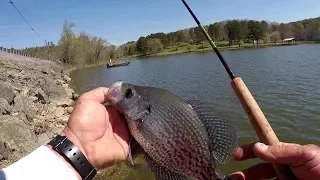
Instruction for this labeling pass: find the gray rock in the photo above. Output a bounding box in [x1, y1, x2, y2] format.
[51, 98, 73, 107]
[65, 88, 74, 98]
[0, 141, 9, 160]
[72, 93, 79, 100]
[0, 98, 11, 115]
[18, 112, 28, 124]
[55, 107, 65, 118]
[37, 133, 50, 146]
[0, 116, 37, 156]
[13, 94, 39, 121]
[34, 88, 49, 104]
[38, 78, 45, 86]
[56, 79, 65, 86]
[62, 84, 69, 88]
[41, 77, 67, 99]
[63, 75, 71, 82]
[0, 82, 15, 104]
[66, 107, 74, 114]
[46, 131, 54, 139]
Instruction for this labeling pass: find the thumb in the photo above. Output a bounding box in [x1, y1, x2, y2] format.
[253, 142, 303, 166]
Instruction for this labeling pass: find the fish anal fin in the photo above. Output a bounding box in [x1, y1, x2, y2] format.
[144, 154, 191, 180]
[187, 99, 238, 164]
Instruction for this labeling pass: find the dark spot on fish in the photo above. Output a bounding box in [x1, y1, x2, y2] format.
[147, 104, 151, 114]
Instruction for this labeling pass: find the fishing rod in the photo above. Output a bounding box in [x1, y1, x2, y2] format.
[181, 0, 296, 179]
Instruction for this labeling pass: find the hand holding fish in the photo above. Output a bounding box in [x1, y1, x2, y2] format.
[62, 87, 130, 169]
[230, 142, 320, 180]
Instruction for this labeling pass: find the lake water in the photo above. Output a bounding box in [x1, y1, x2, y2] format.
[70, 44, 320, 179]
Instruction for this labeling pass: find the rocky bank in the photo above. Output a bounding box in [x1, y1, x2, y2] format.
[0, 51, 78, 168]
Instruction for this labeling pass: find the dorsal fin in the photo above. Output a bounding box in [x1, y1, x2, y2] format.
[188, 100, 238, 164]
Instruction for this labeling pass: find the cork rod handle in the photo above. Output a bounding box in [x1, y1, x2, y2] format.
[231, 77, 296, 180]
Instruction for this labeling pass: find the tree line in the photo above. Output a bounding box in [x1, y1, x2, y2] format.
[116, 17, 320, 56]
[23, 21, 119, 66]
[23, 17, 320, 65]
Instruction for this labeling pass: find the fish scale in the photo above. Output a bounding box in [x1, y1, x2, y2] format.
[107, 82, 237, 180]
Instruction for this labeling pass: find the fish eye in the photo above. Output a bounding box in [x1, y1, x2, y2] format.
[125, 88, 133, 98]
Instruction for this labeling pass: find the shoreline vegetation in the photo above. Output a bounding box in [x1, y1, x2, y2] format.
[120, 41, 318, 60]
[20, 17, 320, 68]
[76, 41, 318, 70]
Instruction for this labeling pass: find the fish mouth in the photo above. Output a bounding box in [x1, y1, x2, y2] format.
[107, 81, 123, 104]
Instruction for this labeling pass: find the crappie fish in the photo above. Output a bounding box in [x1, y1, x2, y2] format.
[107, 81, 238, 180]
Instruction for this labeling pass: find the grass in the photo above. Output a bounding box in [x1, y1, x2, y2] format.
[142, 41, 278, 58]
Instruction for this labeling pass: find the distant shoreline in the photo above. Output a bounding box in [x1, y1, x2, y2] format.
[127, 41, 319, 59]
[71, 41, 319, 71]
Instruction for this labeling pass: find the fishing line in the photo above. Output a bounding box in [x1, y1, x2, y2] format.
[181, 0, 235, 79]
[9, 0, 47, 45]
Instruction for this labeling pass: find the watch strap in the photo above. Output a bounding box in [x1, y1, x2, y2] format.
[48, 135, 96, 180]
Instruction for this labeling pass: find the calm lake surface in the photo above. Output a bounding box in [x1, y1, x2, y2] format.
[70, 44, 320, 179]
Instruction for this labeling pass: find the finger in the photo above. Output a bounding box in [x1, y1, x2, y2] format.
[233, 143, 257, 161]
[253, 142, 304, 166]
[78, 87, 109, 104]
[228, 163, 276, 180]
[106, 106, 130, 156]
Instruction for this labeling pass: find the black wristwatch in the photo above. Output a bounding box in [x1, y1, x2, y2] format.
[48, 135, 97, 180]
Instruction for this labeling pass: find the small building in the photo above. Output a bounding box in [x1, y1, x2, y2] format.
[282, 38, 296, 44]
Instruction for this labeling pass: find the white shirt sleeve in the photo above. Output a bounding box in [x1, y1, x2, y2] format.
[1, 146, 79, 180]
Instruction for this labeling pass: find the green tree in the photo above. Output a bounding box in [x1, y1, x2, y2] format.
[248, 20, 266, 45]
[147, 33, 169, 48]
[225, 20, 241, 46]
[127, 41, 137, 56]
[58, 20, 76, 64]
[261, 21, 269, 34]
[109, 45, 116, 59]
[189, 28, 196, 43]
[240, 20, 249, 43]
[194, 27, 206, 44]
[208, 24, 215, 40]
[146, 38, 163, 54]
[136, 37, 148, 55]
[292, 22, 304, 40]
[175, 30, 187, 43]
[305, 19, 320, 41]
[208, 23, 222, 41]
[279, 23, 286, 40]
[270, 22, 279, 32]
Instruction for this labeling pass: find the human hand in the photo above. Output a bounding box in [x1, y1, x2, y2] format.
[62, 87, 130, 169]
[229, 142, 320, 180]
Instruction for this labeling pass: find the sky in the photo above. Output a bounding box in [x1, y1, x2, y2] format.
[1, 0, 319, 49]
